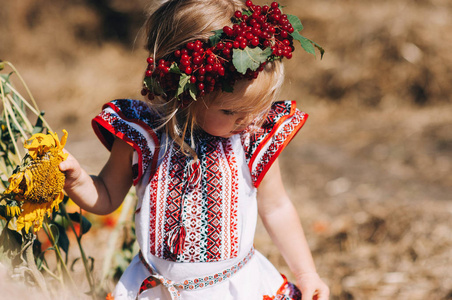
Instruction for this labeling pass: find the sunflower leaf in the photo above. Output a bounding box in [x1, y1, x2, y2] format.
[68, 212, 92, 235]
[0, 227, 22, 258]
[54, 223, 69, 253]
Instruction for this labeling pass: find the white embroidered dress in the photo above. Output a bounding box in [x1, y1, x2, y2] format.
[92, 99, 307, 300]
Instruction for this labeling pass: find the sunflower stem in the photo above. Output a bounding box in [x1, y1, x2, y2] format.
[43, 220, 77, 290]
[24, 239, 51, 298]
[7, 93, 34, 133]
[60, 203, 97, 299]
[4, 61, 40, 112]
[1, 82, 22, 162]
[3, 96, 29, 139]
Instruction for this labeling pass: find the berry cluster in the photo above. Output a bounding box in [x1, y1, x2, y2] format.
[141, 1, 297, 102]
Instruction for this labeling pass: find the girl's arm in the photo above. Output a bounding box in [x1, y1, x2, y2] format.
[60, 138, 134, 215]
[257, 158, 329, 300]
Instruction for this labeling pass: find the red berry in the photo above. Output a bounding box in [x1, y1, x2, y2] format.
[190, 76, 196, 83]
[235, 11, 242, 18]
[245, 0, 253, 7]
[145, 70, 152, 77]
[198, 83, 205, 90]
[271, 2, 279, 9]
[223, 26, 234, 36]
[147, 57, 154, 64]
[185, 66, 192, 74]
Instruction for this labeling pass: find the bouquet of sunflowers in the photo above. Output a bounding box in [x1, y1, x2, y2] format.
[0, 61, 96, 298]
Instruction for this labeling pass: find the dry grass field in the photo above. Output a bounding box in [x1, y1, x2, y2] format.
[1, 0, 451, 299]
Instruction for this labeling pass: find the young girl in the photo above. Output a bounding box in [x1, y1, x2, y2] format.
[60, 0, 329, 299]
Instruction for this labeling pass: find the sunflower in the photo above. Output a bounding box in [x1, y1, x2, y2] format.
[3, 130, 68, 233]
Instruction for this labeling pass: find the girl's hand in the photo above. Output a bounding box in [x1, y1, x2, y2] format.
[296, 272, 329, 300]
[59, 150, 83, 191]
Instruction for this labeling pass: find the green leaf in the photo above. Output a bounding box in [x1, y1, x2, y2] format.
[291, 32, 315, 56]
[232, 47, 272, 74]
[32, 111, 46, 134]
[48, 223, 68, 258]
[55, 223, 69, 253]
[242, 9, 252, 17]
[144, 76, 164, 95]
[176, 73, 190, 99]
[209, 29, 223, 47]
[287, 14, 303, 32]
[188, 83, 197, 101]
[0, 226, 22, 258]
[68, 212, 92, 235]
[291, 32, 325, 59]
[169, 63, 181, 75]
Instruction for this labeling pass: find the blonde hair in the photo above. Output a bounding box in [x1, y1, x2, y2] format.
[144, 0, 285, 157]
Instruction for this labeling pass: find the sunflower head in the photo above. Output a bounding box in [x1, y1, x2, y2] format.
[3, 130, 68, 233]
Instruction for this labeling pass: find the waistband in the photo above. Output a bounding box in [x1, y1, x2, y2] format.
[138, 247, 255, 299]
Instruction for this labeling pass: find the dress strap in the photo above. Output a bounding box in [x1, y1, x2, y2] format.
[137, 247, 255, 299]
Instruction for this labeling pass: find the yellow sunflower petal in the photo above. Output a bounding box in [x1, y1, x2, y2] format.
[17, 202, 47, 233]
[6, 205, 21, 218]
[5, 172, 25, 194]
[24, 133, 56, 159]
[23, 169, 34, 197]
[52, 130, 69, 161]
[49, 192, 64, 215]
[60, 130, 68, 149]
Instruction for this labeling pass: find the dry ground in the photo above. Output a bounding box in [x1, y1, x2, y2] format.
[1, 0, 451, 299]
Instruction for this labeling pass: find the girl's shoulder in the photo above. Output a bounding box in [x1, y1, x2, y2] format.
[241, 100, 308, 188]
[263, 100, 303, 129]
[101, 99, 161, 128]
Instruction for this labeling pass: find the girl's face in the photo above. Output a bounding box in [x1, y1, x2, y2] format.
[195, 103, 259, 138]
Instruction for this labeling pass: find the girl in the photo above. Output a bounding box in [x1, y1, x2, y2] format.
[60, 0, 329, 299]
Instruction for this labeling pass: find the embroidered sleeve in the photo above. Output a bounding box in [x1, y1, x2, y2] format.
[91, 99, 160, 185]
[241, 100, 308, 188]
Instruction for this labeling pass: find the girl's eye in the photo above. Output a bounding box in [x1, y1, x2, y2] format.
[221, 109, 236, 116]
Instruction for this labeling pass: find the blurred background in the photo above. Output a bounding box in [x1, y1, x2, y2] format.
[1, 0, 451, 299]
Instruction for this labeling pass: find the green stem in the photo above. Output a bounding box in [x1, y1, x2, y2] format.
[3, 96, 29, 139]
[0, 63, 53, 132]
[7, 93, 34, 132]
[4, 61, 40, 112]
[43, 220, 77, 289]
[60, 203, 96, 299]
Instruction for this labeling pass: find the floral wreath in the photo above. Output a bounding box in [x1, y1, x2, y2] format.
[141, 0, 324, 103]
